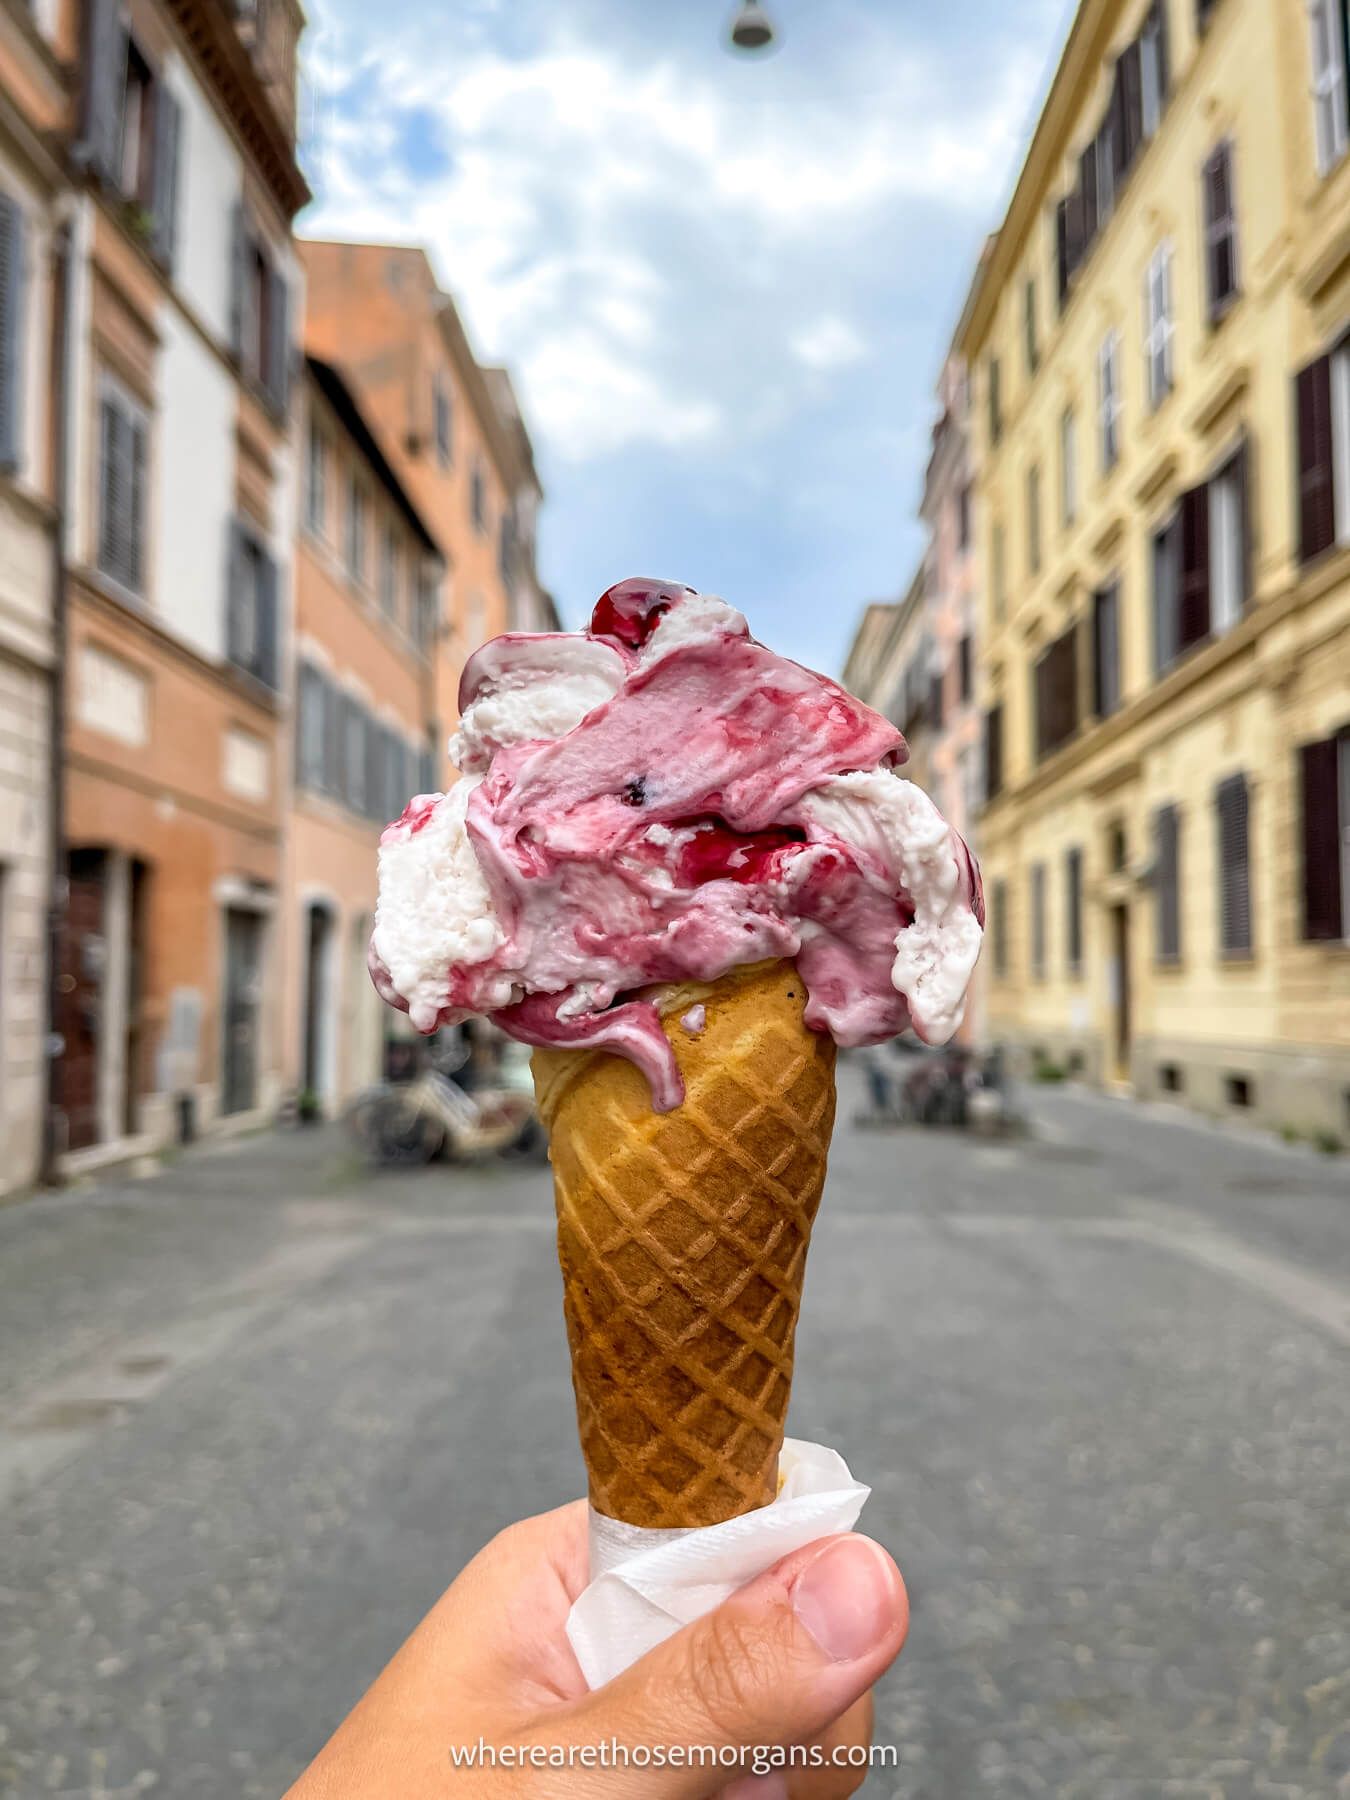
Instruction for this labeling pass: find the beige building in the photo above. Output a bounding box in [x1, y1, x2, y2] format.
[956, 0, 1349, 1135]
[282, 355, 442, 1112]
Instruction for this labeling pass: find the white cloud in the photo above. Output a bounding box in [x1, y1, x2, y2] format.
[791, 316, 867, 373]
[300, 6, 1048, 469]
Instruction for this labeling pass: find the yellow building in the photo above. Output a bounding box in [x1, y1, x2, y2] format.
[957, 0, 1350, 1135]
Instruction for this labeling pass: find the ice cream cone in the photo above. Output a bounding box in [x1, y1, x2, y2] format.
[531, 961, 837, 1529]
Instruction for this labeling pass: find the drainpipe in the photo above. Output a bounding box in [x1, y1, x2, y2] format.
[40, 214, 73, 1187]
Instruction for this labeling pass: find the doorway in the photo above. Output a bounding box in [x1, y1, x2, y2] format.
[222, 907, 264, 1115]
[302, 902, 335, 1102]
[1110, 903, 1132, 1080]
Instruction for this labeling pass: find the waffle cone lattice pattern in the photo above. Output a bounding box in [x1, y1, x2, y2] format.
[532, 962, 837, 1528]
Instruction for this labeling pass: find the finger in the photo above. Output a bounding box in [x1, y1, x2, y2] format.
[539, 1533, 908, 1798]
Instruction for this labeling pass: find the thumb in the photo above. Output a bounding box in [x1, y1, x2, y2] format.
[558, 1534, 908, 1796]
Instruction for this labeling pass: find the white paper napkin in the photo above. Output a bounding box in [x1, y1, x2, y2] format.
[566, 1438, 870, 1689]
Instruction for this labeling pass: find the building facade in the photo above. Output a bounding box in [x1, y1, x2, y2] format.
[52, 0, 307, 1166]
[843, 562, 985, 1043]
[0, 0, 64, 1194]
[282, 354, 441, 1113]
[958, 0, 1350, 1133]
[300, 242, 550, 785]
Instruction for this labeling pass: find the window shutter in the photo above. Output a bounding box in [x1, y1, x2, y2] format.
[1300, 735, 1344, 940]
[1154, 0, 1170, 95]
[98, 396, 121, 577]
[320, 675, 340, 800]
[267, 267, 290, 412]
[1079, 143, 1099, 246]
[1065, 846, 1083, 972]
[992, 878, 1009, 977]
[256, 547, 278, 688]
[228, 203, 247, 361]
[0, 191, 24, 471]
[1296, 355, 1335, 564]
[79, 0, 127, 185]
[364, 716, 382, 820]
[1178, 480, 1211, 652]
[1216, 774, 1252, 954]
[129, 412, 146, 592]
[1030, 863, 1046, 978]
[1093, 581, 1120, 716]
[984, 703, 1004, 800]
[1154, 803, 1180, 960]
[1055, 198, 1072, 308]
[1120, 41, 1144, 168]
[151, 86, 182, 270]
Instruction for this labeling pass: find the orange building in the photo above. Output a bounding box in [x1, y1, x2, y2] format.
[282, 355, 442, 1111]
[300, 240, 555, 783]
[0, 0, 65, 1194]
[49, 0, 307, 1166]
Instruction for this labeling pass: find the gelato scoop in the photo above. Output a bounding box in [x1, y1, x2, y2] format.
[371, 578, 984, 1110]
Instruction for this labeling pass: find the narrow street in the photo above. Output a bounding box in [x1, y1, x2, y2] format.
[2, 1070, 1348, 1799]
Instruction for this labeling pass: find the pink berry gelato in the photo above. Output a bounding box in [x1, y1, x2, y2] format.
[371, 579, 984, 1111]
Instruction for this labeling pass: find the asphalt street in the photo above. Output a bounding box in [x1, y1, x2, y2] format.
[1, 1067, 1348, 1798]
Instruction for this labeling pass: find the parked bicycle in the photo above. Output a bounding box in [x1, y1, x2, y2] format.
[346, 1030, 546, 1168]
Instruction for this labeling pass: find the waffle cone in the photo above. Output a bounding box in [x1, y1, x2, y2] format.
[531, 961, 837, 1529]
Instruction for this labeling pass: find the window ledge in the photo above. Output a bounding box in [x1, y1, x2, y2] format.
[1218, 950, 1256, 967]
[1187, 359, 1249, 437]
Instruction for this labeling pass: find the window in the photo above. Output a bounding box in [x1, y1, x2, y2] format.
[1144, 241, 1174, 410]
[1092, 579, 1121, 716]
[987, 356, 1002, 446]
[1053, 5, 1161, 304]
[465, 588, 486, 646]
[498, 510, 515, 588]
[342, 694, 368, 815]
[1299, 726, 1350, 940]
[957, 482, 972, 551]
[991, 877, 1009, 977]
[346, 475, 367, 583]
[1141, 0, 1169, 138]
[119, 40, 156, 208]
[305, 416, 327, 536]
[1024, 278, 1039, 374]
[1060, 407, 1078, 526]
[958, 633, 973, 703]
[959, 744, 979, 823]
[97, 379, 148, 595]
[992, 520, 1007, 619]
[1154, 448, 1249, 670]
[1295, 338, 1350, 563]
[434, 373, 452, 467]
[1309, 0, 1349, 173]
[0, 191, 26, 472]
[1202, 142, 1239, 322]
[929, 668, 945, 732]
[1030, 863, 1047, 979]
[1154, 802, 1181, 961]
[470, 458, 488, 536]
[1098, 331, 1122, 472]
[1034, 624, 1078, 760]
[984, 703, 1004, 801]
[1027, 462, 1042, 575]
[1209, 445, 1248, 633]
[296, 663, 326, 792]
[414, 562, 440, 651]
[1065, 846, 1083, 975]
[1215, 772, 1252, 955]
[226, 518, 278, 687]
[231, 208, 290, 410]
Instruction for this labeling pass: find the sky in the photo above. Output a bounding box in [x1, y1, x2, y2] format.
[299, 0, 1070, 676]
